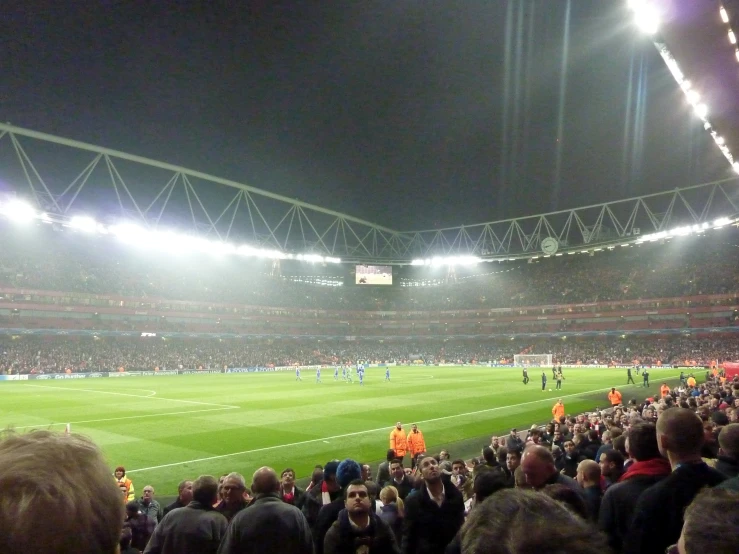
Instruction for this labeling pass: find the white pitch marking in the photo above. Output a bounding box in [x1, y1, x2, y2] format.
[127, 382, 656, 474]
[10, 406, 238, 430]
[24, 384, 239, 408]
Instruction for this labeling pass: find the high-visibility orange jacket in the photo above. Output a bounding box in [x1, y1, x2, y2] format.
[116, 477, 135, 503]
[687, 377, 696, 387]
[407, 430, 426, 457]
[660, 385, 670, 398]
[552, 402, 565, 420]
[608, 390, 623, 406]
[389, 428, 407, 457]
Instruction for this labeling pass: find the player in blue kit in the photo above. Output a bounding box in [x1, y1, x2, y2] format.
[316, 368, 321, 383]
[342, 366, 347, 381]
[334, 366, 339, 380]
[359, 369, 364, 386]
[295, 368, 301, 381]
[385, 367, 391, 382]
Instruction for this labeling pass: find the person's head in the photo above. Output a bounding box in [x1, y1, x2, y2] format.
[418, 456, 441, 484]
[679, 488, 739, 554]
[542, 484, 589, 520]
[491, 436, 499, 447]
[472, 469, 510, 506]
[506, 448, 522, 472]
[576, 459, 601, 488]
[460, 489, 609, 554]
[439, 449, 450, 460]
[396, 421, 402, 430]
[323, 460, 341, 492]
[221, 472, 247, 505]
[177, 480, 194, 503]
[344, 480, 371, 517]
[718, 423, 739, 460]
[142, 485, 155, 503]
[482, 446, 496, 465]
[564, 440, 576, 455]
[336, 459, 362, 490]
[521, 445, 557, 489]
[412, 424, 418, 432]
[252, 467, 280, 495]
[0, 430, 123, 554]
[281, 468, 295, 489]
[114, 466, 125, 479]
[390, 458, 405, 480]
[625, 423, 661, 461]
[656, 408, 705, 459]
[452, 459, 466, 475]
[599, 450, 625, 479]
[192, 475, 220, 505]
[612, 434, 628, 458]
[361, 463, 372, 481]
[119, 527, 133, 551]
[379, 485, 400, 506]
[386, 449, 396, 462]
[611, 387, 616, 394]
[553, 430, 562, 442]
[510, 428, 517, 437]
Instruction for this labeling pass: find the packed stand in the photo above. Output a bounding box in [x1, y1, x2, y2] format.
[2, 336, 739, 374]
[1, 222, 739, 312]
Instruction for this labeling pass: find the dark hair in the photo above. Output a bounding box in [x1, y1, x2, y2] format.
[542, 484, 589, 520]
[390, 458, 404, 467]
[386, 449, 396, 461]
[683, 488, 739, 554]
[281, 468, 295, 477]
[119, 527, 132, 549]
[601, 450, 625, 470]
[343, 479, 368, 499]
[192, 475, 219, 505]
[461, 489, 608, 554]
[611, 435, 628, 457]
[473, 470, 510, 504]
[482, 447, 496, 464]
[507, 447, 522, 459]
[626, 423, 660, 461]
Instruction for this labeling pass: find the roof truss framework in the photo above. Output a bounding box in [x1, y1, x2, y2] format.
[0, 123, 737, 263]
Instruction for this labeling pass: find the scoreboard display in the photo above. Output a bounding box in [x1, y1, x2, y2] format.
[355, 264, 392, 285]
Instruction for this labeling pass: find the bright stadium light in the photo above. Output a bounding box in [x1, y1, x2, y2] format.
[0, 199, 37, 223]
[735, 49, 739, 62]
[730, 30, 737, 44]
[686, 89, 700, 105]
[715, 135, 725, 146]
[633, 4, 660, 35]
[68, 215, 100, 233]
[721, 6, 729, 23]
[734, 161, 739, 174]
[714, 217, 732, 228]
[694, 103, 709, 119]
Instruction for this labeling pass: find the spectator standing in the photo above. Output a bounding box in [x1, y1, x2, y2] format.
[388, 458, 413, 500]
[607, 388, 622, 406]
[313, 459, 363, 554]
[715, 423, 739, 478]
[143, 475, 228, 554]
[376, 449, 396, 488]
[302, 461, 342, 531]
[575, 460, 602, 521]
[624, 408, 726, 554]
[163, 480, 193, 516]
[505, 428, 524, 452]
[138, 485, 164, 524]
[115, 466, 135, 503]
[215, 473, 250, 522]
[124, 501, 156, 552]
[280, 468, 306, 507]
[217, 467, 313, 554]
[401, 456, 464, 554]
[323, 480, 400, 554]
[520, 445, 582, 495]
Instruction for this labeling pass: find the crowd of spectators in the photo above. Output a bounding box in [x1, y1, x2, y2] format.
[1, 223, 739, 312]
[3, 367, 738, 553]
[2, 336, 738, 374]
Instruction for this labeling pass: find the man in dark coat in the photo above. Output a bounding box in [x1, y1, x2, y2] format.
[313, 459, 363, 554]
[162, 480, 193, 517]
[302, 461, 342, 532]
[323, 480, 399, 554]
[217, 467, 313, 554]
[624, 409, 726, 554]
[143, 475, 227, 554]
[401, 456, 465, 554]
[280, 468, 306, 508]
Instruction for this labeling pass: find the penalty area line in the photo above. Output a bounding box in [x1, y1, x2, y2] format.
[24, 384, 239, 409]
[10, 406, 239, 430]
[126, 383, 637, 474]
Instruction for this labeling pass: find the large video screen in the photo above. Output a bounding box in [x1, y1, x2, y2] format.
[356, 264, 392, 285]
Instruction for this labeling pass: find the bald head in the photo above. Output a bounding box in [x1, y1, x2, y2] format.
[521, 445, 556, 489]
[656, 408, 704, 457]
[576, 459, 600, 487]
[718, 424, 739, 459]
[252, 467, 280, 495]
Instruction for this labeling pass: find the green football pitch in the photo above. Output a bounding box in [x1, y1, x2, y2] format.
[0, 366, 681, 494]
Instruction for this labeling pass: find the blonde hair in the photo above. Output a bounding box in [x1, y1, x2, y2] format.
[0, 430, 123, 553]
[380, 485, 405, 515]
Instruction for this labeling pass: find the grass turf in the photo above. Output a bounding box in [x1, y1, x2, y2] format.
[0, 366, 681, 494]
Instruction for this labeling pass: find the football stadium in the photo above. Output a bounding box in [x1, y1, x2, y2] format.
[2, 2, 739, 554]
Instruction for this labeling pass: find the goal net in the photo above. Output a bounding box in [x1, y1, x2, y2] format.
[513, 354, 553, 367]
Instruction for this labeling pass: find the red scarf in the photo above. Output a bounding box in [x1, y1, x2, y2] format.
[618, 458, 672, 482]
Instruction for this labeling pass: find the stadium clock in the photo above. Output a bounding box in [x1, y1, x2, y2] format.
[541, 237, 559, 255]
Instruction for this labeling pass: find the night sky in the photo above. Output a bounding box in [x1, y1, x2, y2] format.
[2, 0, 730, 229]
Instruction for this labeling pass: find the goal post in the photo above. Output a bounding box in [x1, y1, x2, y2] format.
[513, 354, 553, 367]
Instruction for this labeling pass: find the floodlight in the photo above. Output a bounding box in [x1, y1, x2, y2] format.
[713, 217, 731, 227]
[694, 103, 708, 119]
[686, 89, 700, 105]
[715, 135, 725, 146]
[69, 215, 99, 233]
[633, 5, 660, 35]
[721, 6, 729, 23]
[735, 49, 739, 62]
[734, 162, 739, 174]
[0, 199, 37, 223]
[730, 30, 737, 45]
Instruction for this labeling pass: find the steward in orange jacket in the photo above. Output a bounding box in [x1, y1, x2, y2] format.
[114, 466, 135, 503]
[552, 400, 565, 421]
[389, 422, 407, 458]
[608, 388, 623, 406]
[406, 424, 426, 460]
